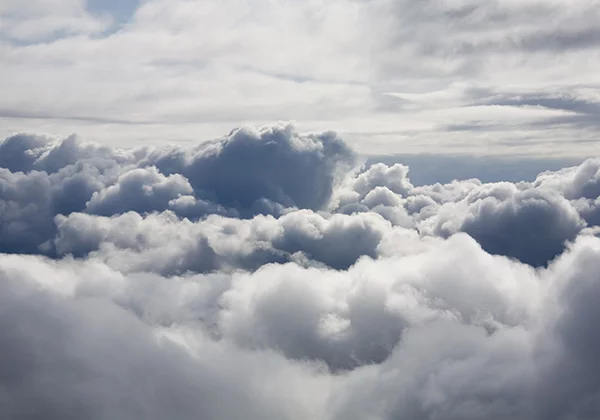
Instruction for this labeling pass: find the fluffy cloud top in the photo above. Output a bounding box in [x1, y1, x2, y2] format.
[1, 125, 600, 419]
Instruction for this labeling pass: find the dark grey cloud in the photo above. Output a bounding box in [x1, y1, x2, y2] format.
[0, 132, 136, 174]
[0, 163, 107, 255]
[0, 133, 49, 172]
[144, 123, 358, 215]
[459, 188, 585, 267]
[0, 169, 57, 255]
[0, 135, 132, 255]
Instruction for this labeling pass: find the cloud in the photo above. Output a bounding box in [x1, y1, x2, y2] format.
[1, 124, 600, 418]
[2, 125, 598, 268]
[144, 123, 358, 215]
[2, 0, 600, 156]
[220, 233, 539, 372]
[0, 0, 112, 41]
[2, 225, 600, 419]
[85, 166, 194, 216]
[0, 124, 358, 255]
[0, 255, 329, 420]
[53, 209, 397, 275]
[535, 236, 600, 419]
[419, 184, 585, 266]
[534, 158, 600, 200]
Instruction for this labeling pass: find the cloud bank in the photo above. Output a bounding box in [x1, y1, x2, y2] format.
[1, 124, 600, 419]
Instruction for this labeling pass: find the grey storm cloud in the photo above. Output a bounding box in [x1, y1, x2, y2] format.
[1, 123, 600, 419]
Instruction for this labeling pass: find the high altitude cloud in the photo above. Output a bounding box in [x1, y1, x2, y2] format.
[2, 0, 600, 156]
[1, 125, 600, 419]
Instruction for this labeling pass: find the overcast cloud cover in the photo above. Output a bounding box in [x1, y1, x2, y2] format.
[2, 0, 600, 419]
[0, 124, 599, 419]
[1, 0, 600, 156]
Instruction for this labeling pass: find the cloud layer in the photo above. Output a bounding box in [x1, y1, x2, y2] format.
[2, 0, 600, 156]
[1, 124, 600, 419]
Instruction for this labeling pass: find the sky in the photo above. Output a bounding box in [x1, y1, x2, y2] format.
[1, 0, 600, 156]
[3, 2, 600, 419]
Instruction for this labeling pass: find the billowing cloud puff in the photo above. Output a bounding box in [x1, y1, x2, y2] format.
[0, 124, 358, 255]
[0, 164, 104, 255]
[1, 125, 600, 419]
[144, 123, 359, 215]
[0, 133, 136, 174]
[420, 184, 585, 266]
[85, 167, 194, 216]
[0, 256, 328, 420]
[534, 158, 600, 229]
[220, 233, 539, 372]
[54, 209, 397, 274]
[534, 158, 600, 200]
[2, 229, 600, 419]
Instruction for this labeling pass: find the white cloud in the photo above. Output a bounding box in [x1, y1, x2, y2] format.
[0, 124, 599, 417]
[0, 0, 111, 41]
[3, 213, 600, 418]
[2, 0, 600, 411]
[1, 0, 599, 155]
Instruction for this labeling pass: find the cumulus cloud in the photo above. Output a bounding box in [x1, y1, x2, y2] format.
[1, 124, 600, 419]
[53, 209, 397, 275]
[144, 123, 358, 215]
[420, 184, 586, 266]
[0, 124, 357, 255]
[85, 166, 194, 216]
[0, 255, 329, 420]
